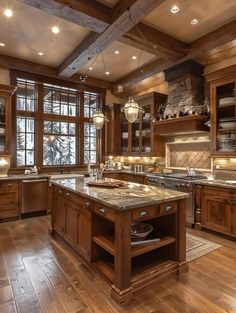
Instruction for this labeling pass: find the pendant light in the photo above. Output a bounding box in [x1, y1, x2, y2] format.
[91, 51, 109, 129]
[121, 98, 144, 123]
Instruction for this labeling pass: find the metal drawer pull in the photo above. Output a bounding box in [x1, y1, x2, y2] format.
[165, 206, 173, 212]
[58, 190, 62, 194]
[139, 211, 148, 218]
[66, 192, 70, 196]
[228, 200, 236, 205]
[98, 208, 106, 214]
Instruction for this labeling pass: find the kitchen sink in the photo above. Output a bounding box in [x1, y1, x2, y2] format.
[50, 173, 84, 179]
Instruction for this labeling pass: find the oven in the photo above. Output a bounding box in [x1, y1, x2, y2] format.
[147, 173, 206, 226]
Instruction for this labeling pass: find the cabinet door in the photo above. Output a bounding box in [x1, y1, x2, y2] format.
[54, 194, 66, 235]
[76, 206, 91, 261]
[122, 173, 144, 184]
[232, 204, 236, 236]
[202, 195, 231, 234]
[64, 199, 77, 246]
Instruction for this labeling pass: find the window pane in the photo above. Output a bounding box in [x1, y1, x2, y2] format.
[84, 93, 98, 118]
[26, 134, 34, 149]
[17, 118, 25, 132]
[17, 150, 25, 166]
[17, 132, 25, 149]
[61, 122, 68, 134]
[44, 121, 51, 133]
[16, 79, 37, 112]
[26, 150, 34, 166]
[69, 123, 76, 135]
[52, 121, 60, 134]
[84, 123, 97, 164]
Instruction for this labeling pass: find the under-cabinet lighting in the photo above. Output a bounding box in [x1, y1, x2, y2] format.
[4, 8, 13, 18]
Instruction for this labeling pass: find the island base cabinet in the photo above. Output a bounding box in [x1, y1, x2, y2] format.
[75, 207, 91, 262]
[64, 199, 77, 246]
[54, 191, 66, 235]
[232, 207, 236, 236]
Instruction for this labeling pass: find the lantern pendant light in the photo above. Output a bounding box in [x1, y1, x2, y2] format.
[121, 98, 144, 123]
[92, 109, 109, 130]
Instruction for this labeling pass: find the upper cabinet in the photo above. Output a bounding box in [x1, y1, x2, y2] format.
[0, 84, 16, 155]
[206, 65, 236, 157]
[105, 92, 167, 156]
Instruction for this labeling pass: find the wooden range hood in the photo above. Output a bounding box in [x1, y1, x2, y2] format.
[154, 115, 209, 136]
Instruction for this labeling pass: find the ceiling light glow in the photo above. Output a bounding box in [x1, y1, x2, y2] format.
[4, 8, 13, 17]
[114, 50, 119, 54]
[191, 18, 199, 25]
[89, 67, 93, 70]
[105, 71, 110, 75]
[170, 5, 179, 14]
[37, 52, 44, 56]
[51, 26, 60, 34]
[132, 55, 137, 60]
[0, 43, 5, 47]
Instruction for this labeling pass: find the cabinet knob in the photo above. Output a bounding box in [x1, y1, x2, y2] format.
[66, 192, 70, 196]
[228, 200, 236, 205]
[98, 208, 106, 214]
[165, 206, 173, 212]
[84, 202, 91, 209]
[58, 190, 62, 194]
[139, 211, 148, 218]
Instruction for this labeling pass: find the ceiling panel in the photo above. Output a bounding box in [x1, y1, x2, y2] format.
[78, 41, 158, 82]
[143, 0, 236, 42]
[0, 0, 89, 66]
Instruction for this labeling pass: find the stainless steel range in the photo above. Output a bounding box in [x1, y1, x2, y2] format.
[147, 173, 207, 226]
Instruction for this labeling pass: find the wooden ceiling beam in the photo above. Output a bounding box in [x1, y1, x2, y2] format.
[122, 23, 188, 59]
[115, 20, 236, 87]
[0, 53, 112, 89]
[20, 0, 111, 33]
[58, 0, 167, 77]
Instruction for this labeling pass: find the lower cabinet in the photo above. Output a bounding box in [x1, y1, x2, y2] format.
[202, 186, 236, 237]
[0, 180, 19, 220]
[53, 186, 92, 261]
[104, 172, 146, 184]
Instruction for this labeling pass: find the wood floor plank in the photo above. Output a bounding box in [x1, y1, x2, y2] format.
[0, 216, 236, 313]
[15, 291, 42, 313]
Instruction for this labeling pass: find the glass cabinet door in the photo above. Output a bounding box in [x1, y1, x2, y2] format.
[0, 96, 6, 153]
[121, 115, 129, 153]
[215, 81, 236, 154]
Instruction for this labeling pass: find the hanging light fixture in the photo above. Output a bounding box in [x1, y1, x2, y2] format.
[91, 51, 109, 129]
[121, 98, 144, 123]
[92, 109, 109, 130]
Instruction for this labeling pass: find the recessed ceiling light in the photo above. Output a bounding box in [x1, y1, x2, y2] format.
[89, 67, 93, 70]
[114, 50, 119, 54]
[132, 55, 137, 60]
[0, 42, 5, 47]
[170, 5, 179, 14]
[191, 18, 199, 25]
[4, 8, 13, 18]
[105, 71, 110, 75]
[37, 52, 44, 56]
[51, 26, 60, 34]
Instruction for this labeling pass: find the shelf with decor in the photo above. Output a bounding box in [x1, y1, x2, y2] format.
[206, 65, 236, 156]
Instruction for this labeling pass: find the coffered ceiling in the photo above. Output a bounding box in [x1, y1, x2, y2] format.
[0, 0, 235, 89]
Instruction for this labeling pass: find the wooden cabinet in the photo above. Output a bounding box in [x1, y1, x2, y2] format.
[0, 180, 19, 220]
[194, 184, 203, 229]
[105, 92, 167, 156]
[0, 84, 16, 155]
[52, 186, 92, 261]
[206, 65, 236, 156]
[202, 186, 236, 237]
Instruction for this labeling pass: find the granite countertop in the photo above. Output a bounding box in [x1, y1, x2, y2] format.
[0, 174, 49, 181]
[194, 179, 236, 190]
[51, 177, 189, 210]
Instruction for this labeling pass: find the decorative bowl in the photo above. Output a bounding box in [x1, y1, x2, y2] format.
[131, 223, 153, 241]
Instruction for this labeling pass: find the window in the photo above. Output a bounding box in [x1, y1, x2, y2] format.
[43, 121, 76, 165]
[84, 123, 97, 164]
[16, 79, 37, 112]
[43, 84, 77, 116]
[16, 117, 35, 166]
[14, 76, 101, 167]
[84, 92, 99, 118]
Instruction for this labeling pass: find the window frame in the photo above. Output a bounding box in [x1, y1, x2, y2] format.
[11, 70, 105, 169]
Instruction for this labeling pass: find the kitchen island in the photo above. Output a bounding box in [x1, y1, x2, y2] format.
[50, 177, 189, 304]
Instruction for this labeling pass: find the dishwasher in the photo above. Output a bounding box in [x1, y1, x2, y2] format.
[21, 178, 48, 216]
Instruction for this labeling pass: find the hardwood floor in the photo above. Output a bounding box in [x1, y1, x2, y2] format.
[0, 216, 236, 313]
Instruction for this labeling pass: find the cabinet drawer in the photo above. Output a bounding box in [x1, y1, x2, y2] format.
[93, 203, 115, 222]
[65, 192, 93, 211]
[132, 205, 158, 222]
[0, 208, 18, 219]
[159, 201, 177, 215]
[0, 180, 18, 191]
[203, 187, 236, 199]
[0, 192, 18, 208]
